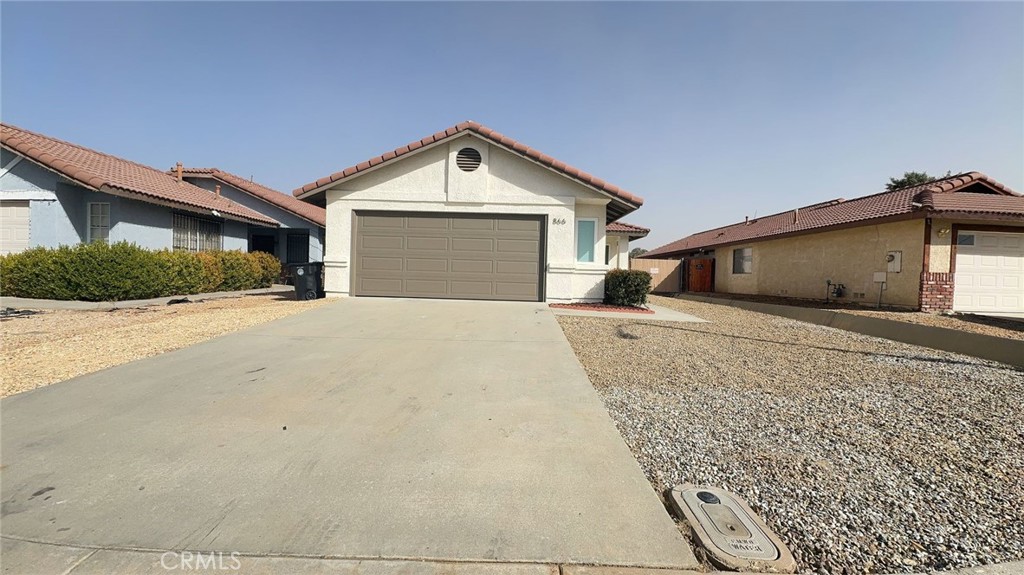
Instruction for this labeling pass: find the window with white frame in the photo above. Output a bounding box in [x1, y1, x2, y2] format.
[87, 203, 110, 243]
[732, 247, 753, 274]
[173, 213, 222, 252]
[576, 219, 597, 263]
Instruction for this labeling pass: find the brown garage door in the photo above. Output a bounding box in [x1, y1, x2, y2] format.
[353, 212, 544, 301]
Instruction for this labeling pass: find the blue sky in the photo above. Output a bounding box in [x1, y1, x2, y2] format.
[2, 1, 1021, 249]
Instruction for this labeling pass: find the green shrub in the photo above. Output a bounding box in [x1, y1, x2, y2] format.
[68, 242, 165, 301]
[604, 268, 652, 307]
[215, 250, 260, 291]
[0, 246, 69, 300]
[249, 251, 282, 288]
[194, 252, 223, 293]
[0, 243, 282, 301]
[155, 249, 206, 296]
[0, 254, 11, 295]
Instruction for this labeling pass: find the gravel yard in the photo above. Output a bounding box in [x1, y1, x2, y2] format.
[1, 294, 332, 398]
[694, 292, 1024, 341]
[558, 295, 1024, 574]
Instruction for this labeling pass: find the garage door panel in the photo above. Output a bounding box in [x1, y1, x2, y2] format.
[361, 257, 404, 271]
[451, 259, 493, 274]
[405, 279, 448, 295]
[408, 237, 449, 251]
[451, 218, 495, 231]
[451, 238, 495, 252]
[407, 217, 448, 229]
[497, 219, 541, 232]
[353, 212, 543, 301]
[361, 216, 406, 229]
[0, 200, 31, 255]
[954, 230, 1024, 315]
[359, 278, 404, 293]
[361, 235, 404, 250]
[496, 282, 540, 297]
[406, 258, 449, 272]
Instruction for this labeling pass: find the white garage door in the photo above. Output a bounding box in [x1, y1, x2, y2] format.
[954, 230, 1024, 316]
[0, 200, 31, 255]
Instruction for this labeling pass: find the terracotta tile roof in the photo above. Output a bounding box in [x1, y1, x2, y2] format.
[645, 172, 1021, 258]
[294, 121, 643, 215]
[606, 222, 650, 237]
[921, 192, 1024, 217]
[0, 123, 277, 226]
[179, 168, 325, 227]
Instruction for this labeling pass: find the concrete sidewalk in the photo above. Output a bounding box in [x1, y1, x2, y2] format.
[0, 298, 697, 571]
[0, 284, 293, 311]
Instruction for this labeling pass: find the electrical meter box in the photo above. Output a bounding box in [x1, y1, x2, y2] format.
[886, 251, 902, 273]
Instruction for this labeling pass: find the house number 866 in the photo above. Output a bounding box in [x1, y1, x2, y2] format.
[552, 218, 567, 225]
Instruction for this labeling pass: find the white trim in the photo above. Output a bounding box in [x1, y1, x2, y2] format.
[0, 190, 57, 201]
[575, 217, 599, 263]
[0, 155, 23, 177]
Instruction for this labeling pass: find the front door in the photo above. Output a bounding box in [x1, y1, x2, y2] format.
[687, 258, 715, 292]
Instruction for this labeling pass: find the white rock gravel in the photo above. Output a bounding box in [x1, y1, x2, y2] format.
[557, 295, 1024, 575]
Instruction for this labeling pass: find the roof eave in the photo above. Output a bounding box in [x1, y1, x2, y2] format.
[649, 211, 933, 257]
[202, 174, 325, 227]
[98, 184, 279, 227]
[294, 128, 643, 218]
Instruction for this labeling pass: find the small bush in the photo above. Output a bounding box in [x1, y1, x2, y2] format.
[215, 250, 261, 292]
[249, 251, 282, 288]
[604, 268, 652, 307]
[194, 252, 224, 293]
[0, 243, 284, 301]
[155, 249, 206, 296]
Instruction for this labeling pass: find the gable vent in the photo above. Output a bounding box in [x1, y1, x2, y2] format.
[456, 147, 482, 172]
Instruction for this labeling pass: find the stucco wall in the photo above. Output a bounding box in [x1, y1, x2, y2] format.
[606, 234, 632, 269]
[713, 219, 927, 307]
[927, 219, 954, 273]
[187, 177, 324, 262]
[321, 134, 612, 301]
[0, 153, 247, 252]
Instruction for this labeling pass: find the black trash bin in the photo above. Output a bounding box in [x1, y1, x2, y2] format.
[290, 262, 324, 300]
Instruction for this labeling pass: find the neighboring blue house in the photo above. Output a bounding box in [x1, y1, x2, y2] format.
[179, 168, 325, 265]
[0, 123, 324, 263]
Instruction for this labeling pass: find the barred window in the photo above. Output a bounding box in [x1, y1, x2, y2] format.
[173, 213, 222, 252]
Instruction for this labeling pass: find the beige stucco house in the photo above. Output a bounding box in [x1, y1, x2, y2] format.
[294, 122, 647, 302]
[645, 172, 1024, 316]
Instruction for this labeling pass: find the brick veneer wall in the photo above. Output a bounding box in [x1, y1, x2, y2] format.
[919, 272, 954, 312]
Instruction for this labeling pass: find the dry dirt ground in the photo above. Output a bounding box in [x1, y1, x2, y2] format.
[685, 292, 1024, 341]
[1, 294, 332, 398]
[558, 295, 1023, 574]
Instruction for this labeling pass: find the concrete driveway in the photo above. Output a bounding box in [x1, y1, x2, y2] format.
[1, 298, 696, 572]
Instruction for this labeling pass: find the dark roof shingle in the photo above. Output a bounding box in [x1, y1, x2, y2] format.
[0, 124, 277, 226]
[645, 172, 1021, 257]
[180, 168, 325, 226]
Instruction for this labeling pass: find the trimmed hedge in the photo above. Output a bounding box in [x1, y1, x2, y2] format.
[0, 242, 282, 302]
[604, 268, 653, 307]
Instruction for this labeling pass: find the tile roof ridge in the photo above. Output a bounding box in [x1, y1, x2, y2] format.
[1, 122, 171, 178]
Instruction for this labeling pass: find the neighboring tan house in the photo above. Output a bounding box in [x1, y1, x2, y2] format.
[645, 172, 1024, 316]
[179, 168, 325, 264]
[293, 121, 646, 302]
[0, 123, 278, 255]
